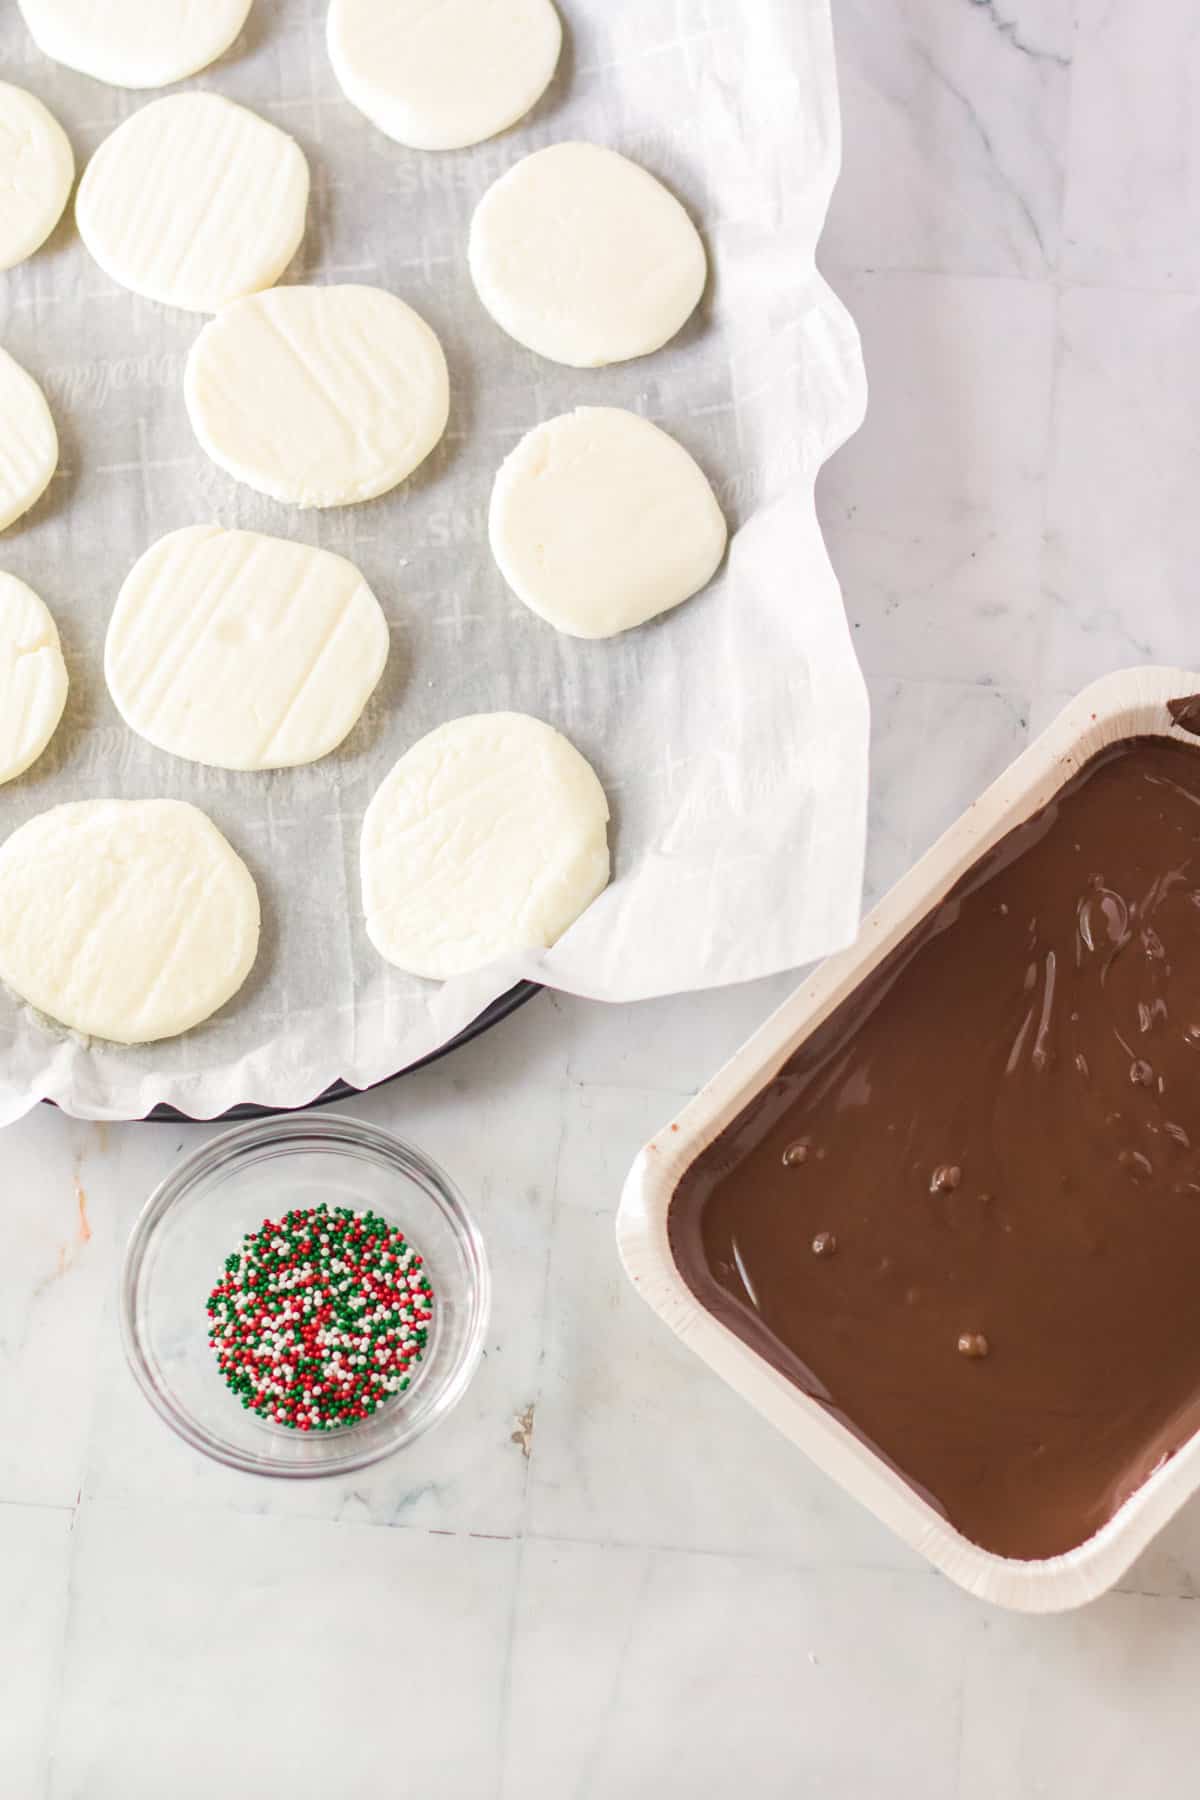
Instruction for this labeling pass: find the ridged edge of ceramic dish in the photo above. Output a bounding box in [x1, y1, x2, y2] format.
[617, 666, 1200, 1613]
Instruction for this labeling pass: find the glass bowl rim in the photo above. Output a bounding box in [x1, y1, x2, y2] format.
[118, 1111, 491, 1479]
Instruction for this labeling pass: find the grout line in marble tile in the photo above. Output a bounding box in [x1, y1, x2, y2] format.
[568, 1547, 655, 1800]
[866, 672, 1034, 700]
[821, 254, 1200, 310]
[1112, 1582, 1200, 1602]
[0, 1497, 75, 1514]
[521, 1085, 571, 1513]
[74, 1268, 133, 1551]
[951, 1624, 968, 1800]
[38, 1499, 83, 1800]
[517, 1523, 935, 1581]
[1027, 0, 1083, 703]
[494, 1085, 571, 1797]
[1051, 270, 1200, 301]
[820, 262, 1055, 292]
[513, 1529, 1200, 1605]
[893, 679, 934, 878]
[565, 1077, 697, 1102]
[1053, 0, 1085, 278]
[46, 1191, 116, 1786]
[552, 994, 580, 1084]
[494, 1532, 528, 1800]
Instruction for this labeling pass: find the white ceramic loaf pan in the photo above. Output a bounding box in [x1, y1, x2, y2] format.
[617, 667, 1200, 1613]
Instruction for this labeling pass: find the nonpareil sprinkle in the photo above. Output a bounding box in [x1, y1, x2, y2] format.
[205, 1203, 434, 1432]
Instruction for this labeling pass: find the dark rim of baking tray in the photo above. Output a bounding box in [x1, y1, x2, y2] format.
[45, 981, 542, 1124]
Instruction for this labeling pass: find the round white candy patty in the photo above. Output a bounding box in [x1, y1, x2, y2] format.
[105, 526, 390, 771]
[328, 0, 561, 151]
[490, 407, 727, 639]
[0, 574, 68, 784]
[0, 799, 260, 1044]
[362, 713, 610, 980]
[0, 83, 74, 273]
[0, 347, 58, 532]
[76, 93, 308, 312]
[16, 0, 253, 90]
[186, 285, 450, 507]
[469, 141, 707, 367]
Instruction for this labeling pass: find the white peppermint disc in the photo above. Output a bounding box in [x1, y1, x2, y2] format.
[76, 93, 308, 312]
[0, 83, 74, 272]
[0, 799, 260, 1043]
[185, 285, 450, 507]
[0, 347, 58, 532]
[362, 713, 610, 979]
[469, 141, 707, 367]
[327, 0, 561, 151]
[16, 0, 254, 90]
[489, 407, 728, 639]
[0, 573, 68, 783]
[105, 526, 390, 770]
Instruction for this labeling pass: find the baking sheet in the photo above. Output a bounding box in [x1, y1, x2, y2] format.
[0, 0, 868, 1123]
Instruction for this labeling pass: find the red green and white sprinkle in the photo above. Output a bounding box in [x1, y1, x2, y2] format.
[205, 1203, 434, 1432]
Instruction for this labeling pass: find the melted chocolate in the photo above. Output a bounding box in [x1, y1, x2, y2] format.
[670, 736, 1200, 1560]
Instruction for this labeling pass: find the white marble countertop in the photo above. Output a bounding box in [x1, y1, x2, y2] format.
[7, 2, 1200, 1794]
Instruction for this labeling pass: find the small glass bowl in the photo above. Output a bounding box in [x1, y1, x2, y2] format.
[120, 1114, 489, 1477]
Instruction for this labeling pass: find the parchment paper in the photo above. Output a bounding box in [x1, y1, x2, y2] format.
[0, 0, 868, 1123]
